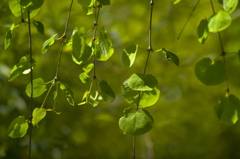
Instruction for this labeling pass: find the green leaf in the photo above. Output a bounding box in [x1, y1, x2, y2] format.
[221, 0, 238, 14]
[119, 107, 154, 136]
[82, 6, 94, 15]
[122, 79, 160, 108]
[174, 0, 181, 4]
[8, 55, 35, 81]
[162, 48, 179, 66]
[195, 58, 226, 85]
[83, 63, 94, 73]
[26, 78, 47, 98]
[72, 27, 92, 65]
[42, 34, 57, 54]
[96, 27, 114, 61]
[77, 0, 94, 7]
[32, 108, 46, 126]
[79, 72, 91, 83]
[214, 94, 240, 125]
[128, 73, 158, 91]
[4, 23, 15, 50]
[208, 10, 232, 32]
[97, 0, 111, 5]
[60, 84, 74, 106]
[197, 18, 208, 44]
[8, 0, 44, 19]
[122, 44, 138, 68]
[33, 20, 44, 36]
[99, 80, 115, 102]
[8, 116, 28, 138]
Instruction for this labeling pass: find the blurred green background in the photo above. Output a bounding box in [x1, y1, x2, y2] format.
[1, 0, 240, 158]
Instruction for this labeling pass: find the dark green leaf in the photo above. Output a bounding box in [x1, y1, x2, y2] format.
[97, 0, 111, 5]
[119, 107, 154, 136]
[4, 23, 15, 50]
[32, 108, 46, 126]
[60, 84, 74, 106]
[96, 27, 114, 61]
[195, 58, 226, 85]
[72, 27, 92, 65]
[99, 80, 115, 102]
[8, 116, 28, 138]
[162, 48, 179, 66]
[122, 44, 138, 67]
[197, 18, 208, 44]
[208, 11, 232, 32]
[79, 72, 91, 83]
[42, 34, 57, 54]
[214, 94, 240, 125]
[77, 0, 94, 7]
[26, 78, 47, 98]
[8, 55, 35, 81]
[128, 73, 158, 91]
[33, 21, 44, 36]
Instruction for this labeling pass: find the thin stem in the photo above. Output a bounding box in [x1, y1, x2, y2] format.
[133, 1, 155, 158]
[177, 0, 201, 40]
[27, 8, 33, 159]
[41, 83, 54, 108]
[92, 4, 102, 79]
[55, 0, 74, 79]
[209, 0, 229, 92]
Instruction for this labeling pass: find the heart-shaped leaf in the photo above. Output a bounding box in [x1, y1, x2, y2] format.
[8, 116, 28, 138]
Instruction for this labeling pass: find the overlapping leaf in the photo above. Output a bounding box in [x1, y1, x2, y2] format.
[219, 0, 238, 14]
[214, 94, 240, 125]
[119, 107, 154, 136]
[26, 78, 47, 98]
[4, 23, 15, 49]
[8, 116, 28, 138]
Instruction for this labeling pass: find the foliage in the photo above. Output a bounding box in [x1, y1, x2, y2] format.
[1, 0, 240, 158]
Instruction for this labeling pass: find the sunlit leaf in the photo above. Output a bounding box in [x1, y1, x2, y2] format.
[195, 58, 226, 85]
[220, 0, 238, 14]
[8, 0, 44, 19]
[8, 116, 28, 138]
[32, 108, 46, 126]
[96, 27, 114, 61]
[174, 0, 181, 4]
[122, 79, 160, 107]
[33, 20, 44, 36]
[60, 83, 74, 106]
[72, 27, 92, 65]
[119, 107, 154, 136]
[83, 63, 94, 73]
[122, 44, 138, 68]
[42, 34, 58, 54]
[8, 55, 35, 81]
[97, 0, 111, 5]
[82, 6, 94, 15]
[4, 23, 15, 50]
[208, 11, 232, 32]
[26, 78, 47, 98]
[99, 80, 115, 102]
[162, 48, 179, 66]
[128, 73, 158, 91]
[214, 94, 240, 125]
[79, 72, 91, 83]
[197, 18, 208, 44]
